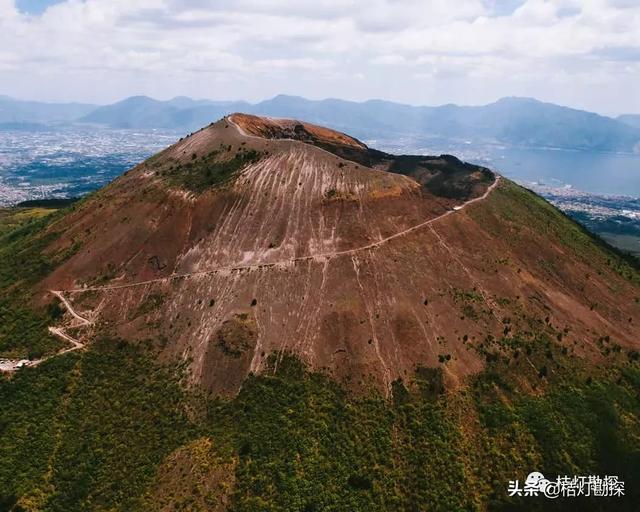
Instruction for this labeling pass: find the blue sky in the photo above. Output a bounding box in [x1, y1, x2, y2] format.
[1, 0, 639, 115]
[15, 0, 62, 15]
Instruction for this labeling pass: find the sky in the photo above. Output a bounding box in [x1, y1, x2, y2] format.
[1, 0, 639, 115]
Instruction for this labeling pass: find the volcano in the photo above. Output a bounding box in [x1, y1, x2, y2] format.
[20, 113, 636, 395]
[2, 114, 639, 511]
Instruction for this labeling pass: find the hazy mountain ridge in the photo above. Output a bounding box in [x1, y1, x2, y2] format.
[79, 96, 252, 129]
[3, 94, 640, 152]
[0, 95, 97, 125]
[250, 95, 640, 152]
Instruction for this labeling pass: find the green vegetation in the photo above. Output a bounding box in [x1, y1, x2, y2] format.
[0, 210, 59, 288]
[451, 287, 486, 321]
[44, 340, 195, 511]
[0, 207, 81, 358]
[1, 341, 638, 511]
[0, 340, 194, 511]
[0, 354, 79, 510]
[161, 148, 263, 192]
[389, 155, 495, 200]
[0, 296, 62, 359]
[471, 180, 639, 286]
[472, 364, 640, 510]
[0, 207, 56, 238]
[325, 188, 338, 200]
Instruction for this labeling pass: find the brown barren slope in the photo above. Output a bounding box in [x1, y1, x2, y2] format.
[32, 115, 637, 395]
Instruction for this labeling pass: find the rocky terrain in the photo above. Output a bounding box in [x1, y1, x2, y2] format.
[9, 114, 634, 396]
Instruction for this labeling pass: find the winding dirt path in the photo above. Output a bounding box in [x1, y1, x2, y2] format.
[63, 175, 500, 294]
[0, 291, 90, 372]
[50, 290, 91, 326]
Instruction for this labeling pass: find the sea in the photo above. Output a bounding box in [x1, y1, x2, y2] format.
[483, 146, 640, 197]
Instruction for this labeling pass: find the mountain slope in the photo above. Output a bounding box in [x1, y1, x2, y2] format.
[0, 114, 638, 510]
[5, 113, 634, 395]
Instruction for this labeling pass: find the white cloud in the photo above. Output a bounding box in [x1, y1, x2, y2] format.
[1, 0, 639, 114]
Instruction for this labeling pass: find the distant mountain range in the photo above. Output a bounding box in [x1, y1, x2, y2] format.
[2, 93, 640, 153]
[79, 96, 251, 131]
[0, 95, 97, 125]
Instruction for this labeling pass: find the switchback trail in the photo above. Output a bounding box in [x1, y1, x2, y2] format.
[51, 290, 91, 326]
[0, 291, 91, 372]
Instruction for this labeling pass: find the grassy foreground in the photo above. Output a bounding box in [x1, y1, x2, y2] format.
[0, 204, 86, 359]
[0, 338, 638, 512]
